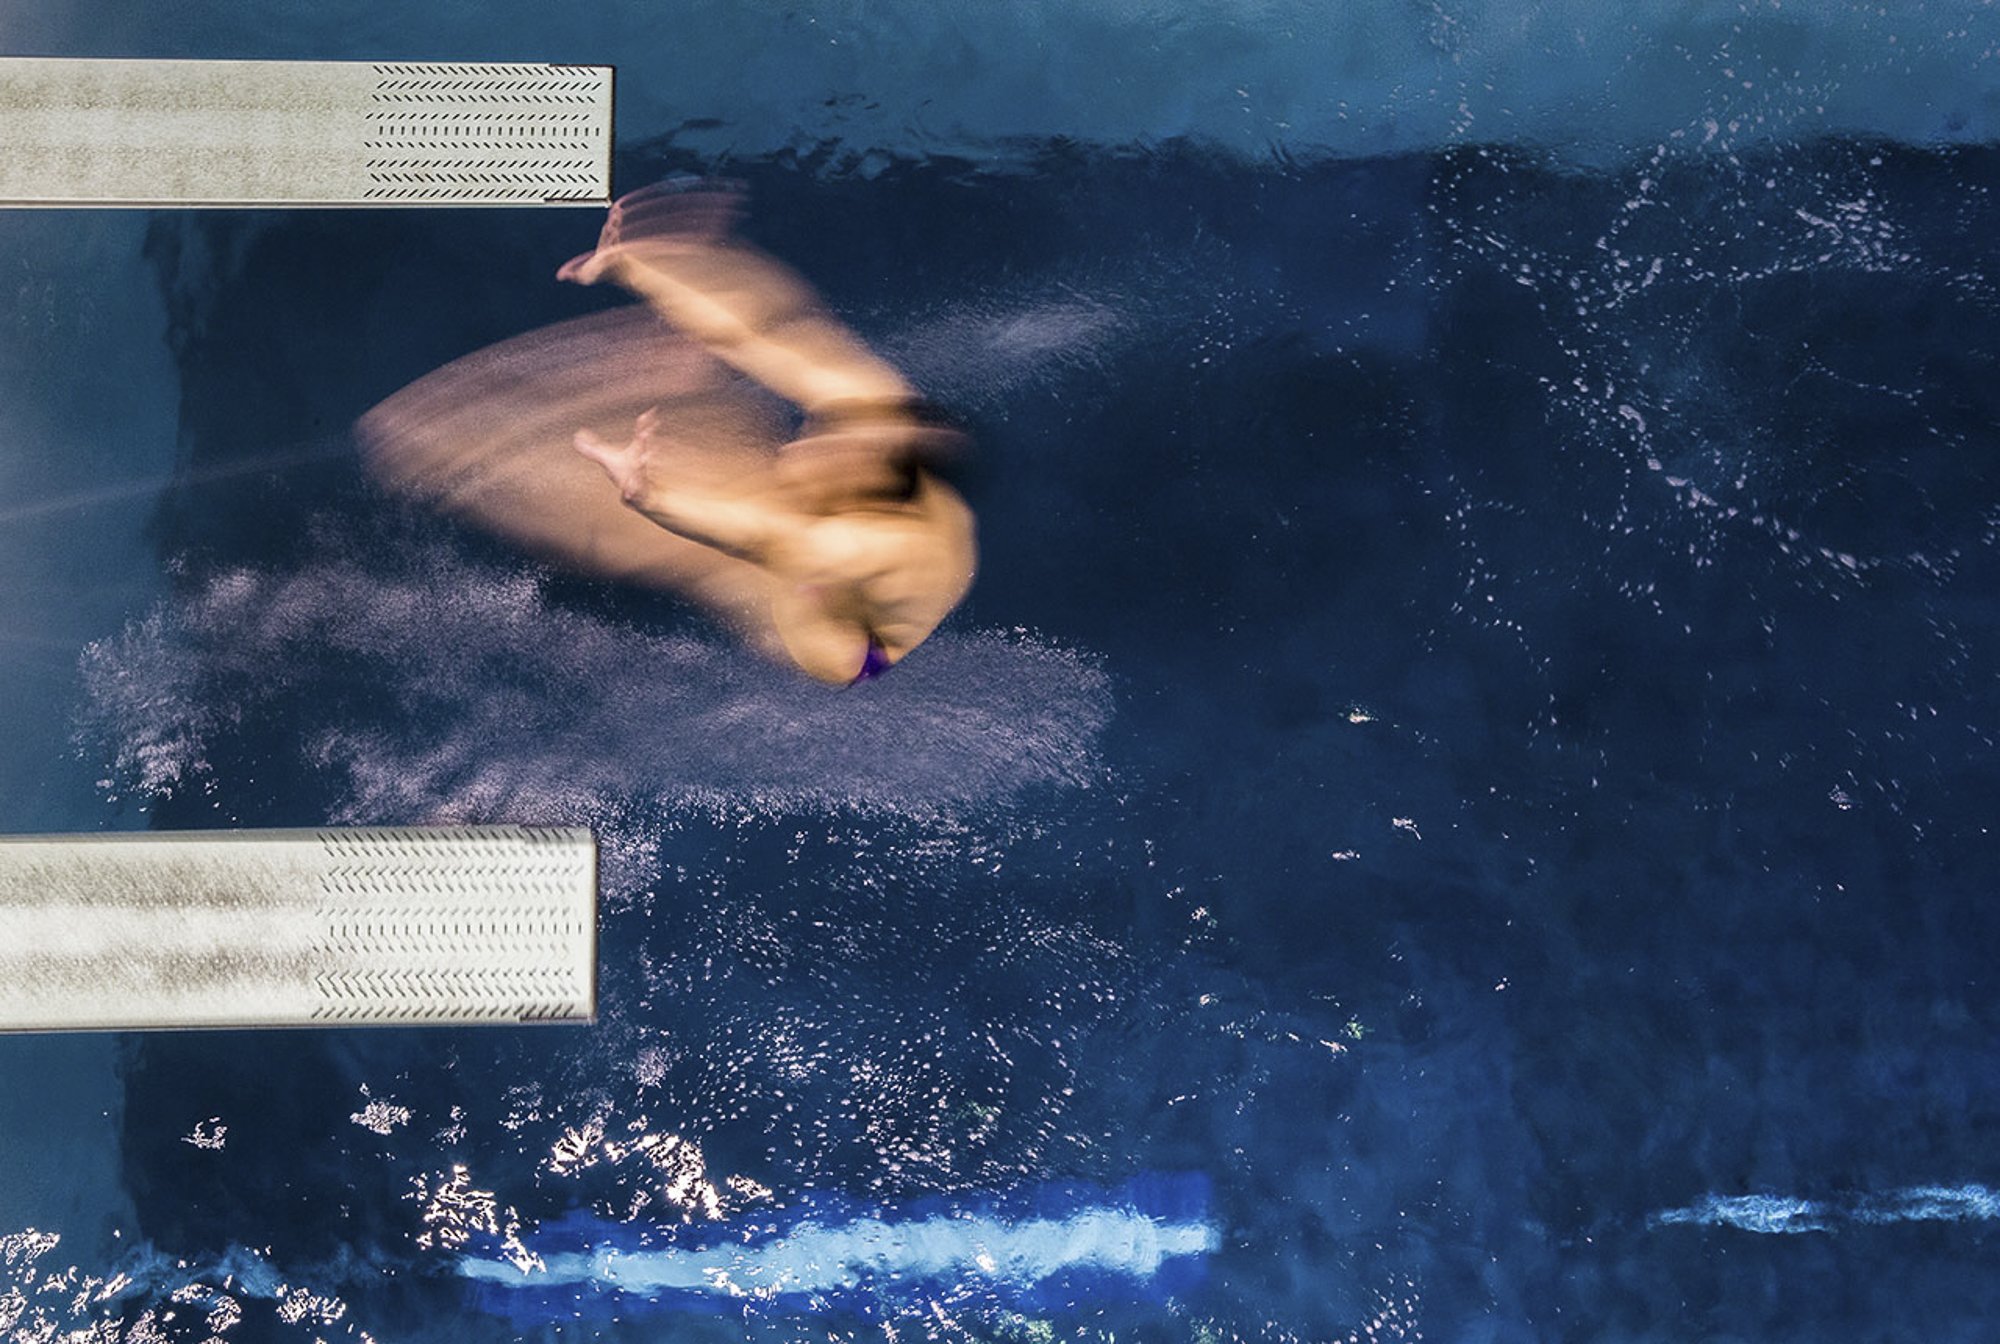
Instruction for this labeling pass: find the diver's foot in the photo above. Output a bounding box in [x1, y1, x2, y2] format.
[606, 179, 745, 246]
[557, 180, 746, 284]
[554, 249, 612, 284]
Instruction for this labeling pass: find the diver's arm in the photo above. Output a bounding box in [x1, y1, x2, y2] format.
[572, 424, 786, 563]
[606, 253, 914, 412]
[557, 185, 912, 412]
[624, 481, 790, 564]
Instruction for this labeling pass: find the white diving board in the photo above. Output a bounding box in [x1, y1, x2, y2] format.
[0, 827, 598, 1031]
[0, 57, 613, 207]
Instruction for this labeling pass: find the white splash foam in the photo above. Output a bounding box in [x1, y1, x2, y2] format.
[1654, 1184, 2000, 1234]
[875, 251, 1293, 419]
[882, 289, 1133, 412]
[78, 535, 1112, 842]
[459, 1206, 1218, 1299]
[1854, 1185, 2000, 1225]
[1652, 1193, 1830, 1235]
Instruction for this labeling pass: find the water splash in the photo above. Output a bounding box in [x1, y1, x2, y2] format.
[459, 1177, 1216, 1319]
[1653, 1183, 2000, 1234]
[77, 529, 1112, 836]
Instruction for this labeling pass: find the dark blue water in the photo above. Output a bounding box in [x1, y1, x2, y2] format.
[6, 33, 2000, 1344]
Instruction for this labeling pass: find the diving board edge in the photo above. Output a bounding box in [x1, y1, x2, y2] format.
[0, 57, 614, 207]
[0, 826, 599, 1033]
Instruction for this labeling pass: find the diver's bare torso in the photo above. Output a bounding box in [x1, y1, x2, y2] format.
[762, 477, 977, 681]
[577, 400, 976, 683]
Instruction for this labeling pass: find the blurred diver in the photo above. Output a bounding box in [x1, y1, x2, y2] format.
[360, 182, 974, 684]
[558, 184, 975, 683]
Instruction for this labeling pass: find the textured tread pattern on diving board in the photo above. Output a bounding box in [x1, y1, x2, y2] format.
[0, 827, 597, 1032]
[364, 63, 608, 202]
[0, 58, 612, 207]
[311, 827, 595, 1023]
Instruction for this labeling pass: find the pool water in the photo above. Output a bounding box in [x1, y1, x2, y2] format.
[5, 6, 2000, 1342]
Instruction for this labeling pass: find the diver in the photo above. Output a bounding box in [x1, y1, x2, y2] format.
[556, 183, 976, 684]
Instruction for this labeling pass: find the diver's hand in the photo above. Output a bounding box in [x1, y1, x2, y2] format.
[572, 408, 789, 565]
[571, 409, 670, 504]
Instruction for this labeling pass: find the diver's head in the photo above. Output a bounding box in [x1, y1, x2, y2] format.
[779, 399, 969, 513]
[774, 441, 922, 514]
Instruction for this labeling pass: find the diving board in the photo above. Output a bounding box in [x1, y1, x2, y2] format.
[0, 58, 612, 206]
[0, 827, 597, 1032]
